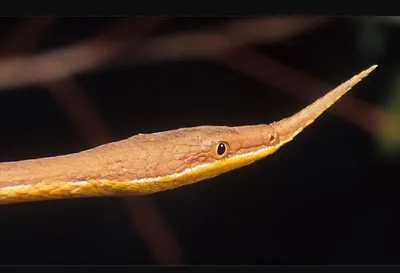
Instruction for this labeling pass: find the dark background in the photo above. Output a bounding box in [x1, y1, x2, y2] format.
[0, 17, 398, 265]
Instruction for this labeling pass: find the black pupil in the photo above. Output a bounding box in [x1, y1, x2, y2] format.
[217, 143, 226, 155]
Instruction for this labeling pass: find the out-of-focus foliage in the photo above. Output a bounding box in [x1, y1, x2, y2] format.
[356, 18, 400, 161]
[376, 73, 400, 160]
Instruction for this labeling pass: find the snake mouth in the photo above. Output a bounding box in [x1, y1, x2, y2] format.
[158, 144, 282, 186]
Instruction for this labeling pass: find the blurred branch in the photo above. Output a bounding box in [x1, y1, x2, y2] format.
[0, 17, 167, 90]
[126, 16, 330, 65]
[49, 78, 185, 265]
[124, 196, 185, 265]
[47, 80, 111, 144]
[0, 17, 328, 91]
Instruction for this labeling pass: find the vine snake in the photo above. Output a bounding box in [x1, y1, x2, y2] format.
[0, 65, 377, 204]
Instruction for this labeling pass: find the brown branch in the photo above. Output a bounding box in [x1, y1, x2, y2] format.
[0, 17, 328, 91]
[47, 80, 111, 144]
[0, 17, 167, 90]
[125, 16, 330, 64]
[124, 196, 185, 265]
[49, 79, 185, 265]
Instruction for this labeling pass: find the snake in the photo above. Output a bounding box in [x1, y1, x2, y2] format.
[0, 65, 377, 204]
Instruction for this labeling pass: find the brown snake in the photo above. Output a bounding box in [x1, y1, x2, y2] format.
[0, 65, 377, 204]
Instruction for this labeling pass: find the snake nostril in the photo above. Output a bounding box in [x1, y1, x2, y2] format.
[269, 134, 275, 142]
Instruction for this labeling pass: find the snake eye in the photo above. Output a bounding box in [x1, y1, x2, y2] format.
[216, 142, 229, 158]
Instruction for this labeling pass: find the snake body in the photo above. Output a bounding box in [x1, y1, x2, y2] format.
[0, 65, 377, 204]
